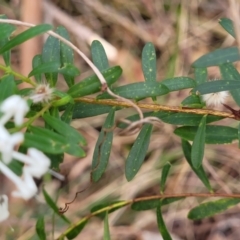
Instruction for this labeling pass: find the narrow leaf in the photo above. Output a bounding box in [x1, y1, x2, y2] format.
[194, 80, 240, 94]
[219, 18, 235, 38]
[192, 47, 240, 67]
[61, 103, 74, 124]
[238, 123, 240, 149]
[104, 212, 111, 240]
[220, 63, 240, 106]
[36, 216, 46, 240]
[181, 94, 204, 108]
[42, 33, 60, 86]
[98, 82, 169, 100]
[72, 103, 121, 119]
[191, 115, 207, 169]
[160, 163, 171, 193]
[91, 108, 115, 182]
[43, 188, 70, 224]
[131, 197, 184, 211]
[161, 77, 196, 91]
[156, 205, 172, 240]
[125, 124, 153, 181]
[181, 139, 212, 191]
[174, 125, 238, 144]
[32, 54, 43, 83]
[57, 26, 75, 87]
[43, 114, 86, 145]
[0, 19, 16, 40]
[188, 198, 240, 220]
[91, 40, 109, 71]
[194, 67, 207, 85]
[0, 24, 52, 54]
[66, 220, 88, 239]
[28, 62, 60, 77]
[68, 66, 122, 97]
[142, 42, 157, 100]
[0, 74, 17, 101]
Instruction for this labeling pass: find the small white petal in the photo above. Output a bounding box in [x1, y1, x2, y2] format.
[0, 95, 29, 126]
[0, 125, 24, 164]
[202, 91, 228, 107]
[12, 148, 50, 178]
[12, 169, 38, 200]
[0, 162, 37, 200]
[0, 195, 9, 222]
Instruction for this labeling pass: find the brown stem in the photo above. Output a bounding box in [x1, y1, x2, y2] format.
[75, 97, 236, 119]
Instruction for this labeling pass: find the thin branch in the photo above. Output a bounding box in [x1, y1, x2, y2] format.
[75, 97, 236, 119]
[57, 192, 240, 239]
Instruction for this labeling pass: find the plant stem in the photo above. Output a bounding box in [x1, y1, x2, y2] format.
[0, 64, 36, 86]
[9, 104, 51, 133]
[75, 97, 236, 119]
[57, 192, 240, 239]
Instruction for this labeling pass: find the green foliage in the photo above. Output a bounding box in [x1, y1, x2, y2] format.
[1, 16, 240, 239]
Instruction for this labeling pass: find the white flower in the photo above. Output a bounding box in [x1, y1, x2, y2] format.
[202, 91, 228, 107]
[0, 95, 29, 126]
[12, 148, 50, 178]
[0, 162, 37, 200]
[0, 195, 9, 222]
[29, 83, 54, 104]
[0, 125, 24, 164]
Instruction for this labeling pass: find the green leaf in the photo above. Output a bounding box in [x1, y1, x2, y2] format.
[42, 33, 60, 86]
[91, 40, 109, 71]
[191, 115, 207, 169]
[104, 212, 111, 240]
[161, 77, 196, 91]
[98, 82, 169, 100]
[181, 139, 212, 191]
[175, 125, 238, 144]
[72, 102, 121, 119]
[66, 220, 88, 239]
[57, 26, 75, 88]
[220, 63, 240, 106]
[192, 47, 240, 67]
[36, 216, 46, 240]
[0, 19, 16, 40]
[160, 163, 171, 193]
[125, 124, 153, 181]
[219, 18, 235, 38]
[43, 114, 86, 145]
[28, 62, 60, 77]
[0, 38, 10, 65]
[131, 197, 184, 211]
[91, 108, 115, 182]
[91, 201, 124, 218]
[194, 68, 207, 85]
[188, 198, 240, 220]
[181, 94, 204, 108]
[194, 80, 240, 95]
[43, 188, 70, 224]
[0, 74, 17, 101]
[7, 160, 23, 176]
[58, 63, 80, 77]
[61, 103, 74, 124]
[156, 204, 172, 240]
[68, 66, 122, 97]
[118, 111, 222, 128]
[32, 54, 43, 83]
[142, 42, 157, 101]
[0, 24, 52, 54]
[24, 126, 85, 157]
[24, 128, 68, 154]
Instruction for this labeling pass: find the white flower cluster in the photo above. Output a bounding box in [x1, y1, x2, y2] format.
[0, 95, 51, 222]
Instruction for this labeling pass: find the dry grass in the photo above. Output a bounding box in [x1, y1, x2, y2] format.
[1, 0, 240, 239]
